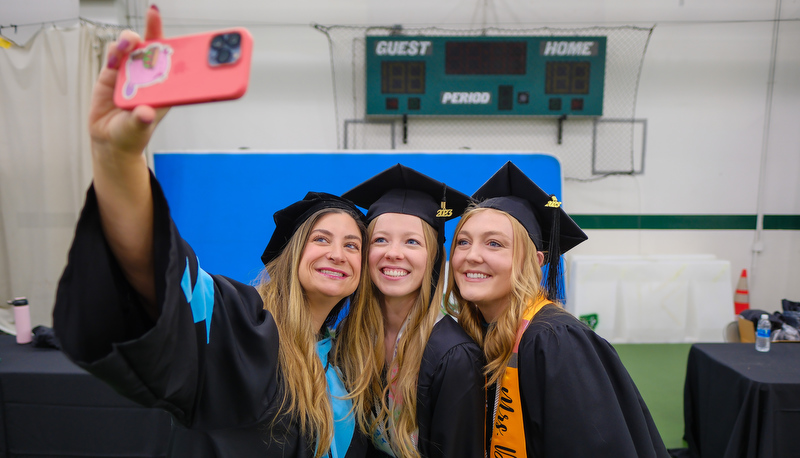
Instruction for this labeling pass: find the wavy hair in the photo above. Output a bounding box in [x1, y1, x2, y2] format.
[445, 206, 545, 386]
[255, 207, 366, 458]
[335, 218, 442, 458]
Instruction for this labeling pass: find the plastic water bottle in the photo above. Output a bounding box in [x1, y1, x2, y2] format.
[756, 313, 771, 352]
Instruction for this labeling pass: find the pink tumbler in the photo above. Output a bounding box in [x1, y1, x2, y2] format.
[8, 297, 31, 344]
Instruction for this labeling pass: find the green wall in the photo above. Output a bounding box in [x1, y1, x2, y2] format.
[572, 214, 800, 230]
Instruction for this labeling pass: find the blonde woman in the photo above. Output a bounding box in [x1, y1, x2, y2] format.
[446, 161, 669, 458]
[53, 6, 369, 458]
[336, 165, 484, 458]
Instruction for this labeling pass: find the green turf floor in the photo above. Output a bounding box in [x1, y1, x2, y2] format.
[612, 343, 692, 450]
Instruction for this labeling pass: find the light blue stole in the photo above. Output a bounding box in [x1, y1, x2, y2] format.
[316, 337, 355, 457]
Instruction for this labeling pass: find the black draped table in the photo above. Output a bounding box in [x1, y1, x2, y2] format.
[684, 343, 800, 458]
[0, 335, 171, 457]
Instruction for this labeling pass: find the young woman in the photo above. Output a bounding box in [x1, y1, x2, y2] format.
[335, 164, 485, 458]
[446, 161, 670, 458]
[53, 6, 369, 457]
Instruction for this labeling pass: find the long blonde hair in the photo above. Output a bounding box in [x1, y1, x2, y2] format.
[255, 208, 366, 457]
[336, 218, 442, 458]
[445, 206, 545, 386]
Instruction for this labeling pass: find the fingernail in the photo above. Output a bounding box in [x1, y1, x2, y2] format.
[117, 39, 129, 51]
[150, 4, 159, 12]
[107, 54, 118, 69]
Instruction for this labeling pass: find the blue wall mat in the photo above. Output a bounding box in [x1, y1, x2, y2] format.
[153, 153, 562, 284]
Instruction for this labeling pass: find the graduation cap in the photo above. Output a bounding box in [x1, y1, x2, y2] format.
[472, 161, 588, 302]
[342, 164, 472, 299]
[342, 164, 471, 227]
[261, 192, 365, 265]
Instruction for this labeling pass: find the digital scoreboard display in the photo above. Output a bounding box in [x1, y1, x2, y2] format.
[366, 36, 606, 116]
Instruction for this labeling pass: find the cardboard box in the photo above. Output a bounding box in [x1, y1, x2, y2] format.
[737, 316, 755, 343]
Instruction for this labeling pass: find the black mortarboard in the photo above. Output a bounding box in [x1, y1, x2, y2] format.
[342, 164, 472, 299]
[472, 161, 588, 301]
[342, 164, 471, 227]
[261, 192, 365, 265]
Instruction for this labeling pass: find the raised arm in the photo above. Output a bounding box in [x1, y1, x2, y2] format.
[90, 5, 169, 311]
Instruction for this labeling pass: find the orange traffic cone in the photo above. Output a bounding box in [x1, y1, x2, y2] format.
[734, 269, 750, 315]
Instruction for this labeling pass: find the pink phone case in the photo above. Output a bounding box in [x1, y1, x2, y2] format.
[114, 27, 253, 109]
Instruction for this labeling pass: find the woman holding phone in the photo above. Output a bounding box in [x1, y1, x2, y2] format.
[446, 161, 670, 458]
[53, 6, 369, 458]
[336, 165, 485, 458]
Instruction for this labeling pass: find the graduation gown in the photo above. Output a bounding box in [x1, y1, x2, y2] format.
[369, 315, 485, 458]
[416, 315, 485, 458]
[489, 303, 669, 458]
[53, 175, 367, 458]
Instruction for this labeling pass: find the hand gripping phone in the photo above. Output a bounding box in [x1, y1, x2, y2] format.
[114, 28, 253, 109]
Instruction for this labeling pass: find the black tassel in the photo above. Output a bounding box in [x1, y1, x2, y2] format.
[431, 230, 444, 304]
[430, 184, 448, 304]
[545, 198, 562, 302]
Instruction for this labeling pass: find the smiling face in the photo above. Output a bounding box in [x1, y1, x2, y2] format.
[451, 209, 515, 323]
[368, 213, 430, 306]
[297, 212, 363, 310]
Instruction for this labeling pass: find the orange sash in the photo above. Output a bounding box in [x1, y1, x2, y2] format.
[490, 297, 551, 458]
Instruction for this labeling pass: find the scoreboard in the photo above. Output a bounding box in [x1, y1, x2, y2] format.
[366, 36, 606, 117]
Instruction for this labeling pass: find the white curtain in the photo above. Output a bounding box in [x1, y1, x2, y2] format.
[0, 22, 120, 333]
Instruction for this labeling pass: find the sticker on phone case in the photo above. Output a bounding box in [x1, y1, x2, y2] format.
[121, 43, 174, 99]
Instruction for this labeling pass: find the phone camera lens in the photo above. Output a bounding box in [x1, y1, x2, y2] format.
[216, 48, 232, 64]
[209, 32, 242, 66]
[211, 36, 225, 49]
[224, 33, 241, 47]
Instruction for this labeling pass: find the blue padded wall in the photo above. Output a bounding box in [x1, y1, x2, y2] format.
[153, 153, 562, 284]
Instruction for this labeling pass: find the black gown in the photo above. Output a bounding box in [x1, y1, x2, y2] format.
[53, 175, 367, 458]
[368, 314, 485, 458]
[486, 304, 669, 458]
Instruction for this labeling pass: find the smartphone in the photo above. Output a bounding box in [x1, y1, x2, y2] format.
[114, 27, 253, 109]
